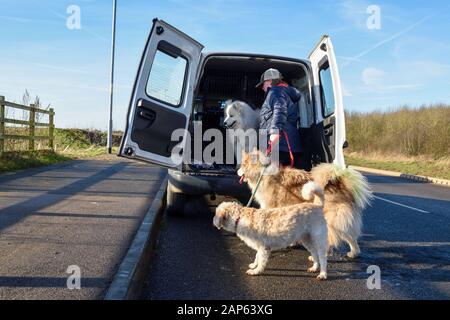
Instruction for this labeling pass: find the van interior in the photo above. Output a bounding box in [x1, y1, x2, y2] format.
[186, 55, 313, 172]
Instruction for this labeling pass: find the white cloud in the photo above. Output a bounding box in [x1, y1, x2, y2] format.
[384, 84, 423, 90]
[351, 67, 424, 95]
[361, 67, 385, 86]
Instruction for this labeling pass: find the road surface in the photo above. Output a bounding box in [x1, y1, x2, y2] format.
[0, 157, 165, 299]
[142, 171, 450, 300]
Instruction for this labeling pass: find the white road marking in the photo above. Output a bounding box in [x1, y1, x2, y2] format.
[374, 195, 430, 214]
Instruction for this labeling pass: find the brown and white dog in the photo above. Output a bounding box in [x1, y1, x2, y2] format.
[214, 181, 328, 279]
[237, 149, 373, 259]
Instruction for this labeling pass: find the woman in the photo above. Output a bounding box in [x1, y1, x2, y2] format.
[255, 68, 302, 168]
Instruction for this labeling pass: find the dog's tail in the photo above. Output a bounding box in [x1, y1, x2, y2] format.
[341, 166, 373, 212]
[301, 181, 324, 206]
[310, 164, 373, 212]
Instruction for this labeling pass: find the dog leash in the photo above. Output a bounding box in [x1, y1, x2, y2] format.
[283, 130, 295, 169]
[244, 136, 278, 207]
[243, 131, 295, 207]
[246, 166, 266, 207]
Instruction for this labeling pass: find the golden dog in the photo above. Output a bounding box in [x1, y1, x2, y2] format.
[237, 149, 373, 258]
[214, 182, 328, 279]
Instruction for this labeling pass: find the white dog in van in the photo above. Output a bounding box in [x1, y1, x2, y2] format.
[223, 100, 260, 132]
[223, 100, 260, 157]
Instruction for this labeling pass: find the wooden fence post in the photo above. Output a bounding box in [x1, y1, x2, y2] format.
[49, 108, 54, 150]
[0, 96, 5, 155]
[29, 103, 36, 152]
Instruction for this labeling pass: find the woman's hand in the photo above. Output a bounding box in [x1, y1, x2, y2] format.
[270, 134, 280, 143]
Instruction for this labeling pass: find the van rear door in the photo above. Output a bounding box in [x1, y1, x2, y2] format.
[119, 19, 204, 169]
[308, 35, 346, 168]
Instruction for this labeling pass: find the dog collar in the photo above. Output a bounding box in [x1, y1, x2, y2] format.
[234, 217, 241, 232]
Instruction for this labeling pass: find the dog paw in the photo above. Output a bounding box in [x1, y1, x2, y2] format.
[316, 273, 327, 281]
[308, 255, 314, 262]
[246, 269, 262, 276]
[307, 266, 319, 273]
[248, 263, 257, 269]
[346, 251, 360, 259]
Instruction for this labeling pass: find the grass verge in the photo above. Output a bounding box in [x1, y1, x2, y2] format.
[0, 147, 120, 174]
[0, 150, 72, 173]
[345, 152, 450, 180]
[0, 127, 122, 174]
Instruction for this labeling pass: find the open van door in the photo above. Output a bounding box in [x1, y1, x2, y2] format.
[309, 35, 346, 168]
[119, 19, 204, 168]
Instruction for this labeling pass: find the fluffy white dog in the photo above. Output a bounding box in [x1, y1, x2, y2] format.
[223, 100, 260, 156]
[213, 181, 329, 280]
[223, 100, 260, 132]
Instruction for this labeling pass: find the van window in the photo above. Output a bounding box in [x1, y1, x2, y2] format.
[146, 49, 187, 107]
[319, 61, 335, 118]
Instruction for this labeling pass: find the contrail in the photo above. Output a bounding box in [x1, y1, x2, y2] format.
[30, 0, 109, 42]
[47, 8, 108, 42]
[342, 8, 449, 68]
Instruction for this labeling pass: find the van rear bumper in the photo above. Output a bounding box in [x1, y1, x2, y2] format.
[168, 169, 250, 198]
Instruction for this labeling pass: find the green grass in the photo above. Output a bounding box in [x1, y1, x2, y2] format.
[0, 128, 122, 174]
[345, 153, 450, 180]
[0, 150, 72, 173]
[0, 147, 120, 174]
[345, 104, 450, 180]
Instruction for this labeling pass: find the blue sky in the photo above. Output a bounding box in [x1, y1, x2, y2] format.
[1, 0, 450, 129]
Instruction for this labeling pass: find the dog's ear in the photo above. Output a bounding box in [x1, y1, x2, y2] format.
[219, 211, 229, 228]
[214, 207, 225, 229]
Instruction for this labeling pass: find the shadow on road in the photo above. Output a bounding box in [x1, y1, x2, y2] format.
[143, 197, 258, 299]
[0, 276, 107, 288]
[0, 161, 129, 233]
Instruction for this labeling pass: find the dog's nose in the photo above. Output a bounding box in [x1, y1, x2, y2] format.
[213, 216, 222, 230]
[223, 119, 236, 129]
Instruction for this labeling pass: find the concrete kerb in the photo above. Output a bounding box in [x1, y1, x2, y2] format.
[349, 165, 450, 187]
[104, 175, 168, 300]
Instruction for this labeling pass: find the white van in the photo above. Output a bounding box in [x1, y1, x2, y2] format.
[119, 19, 347, 213]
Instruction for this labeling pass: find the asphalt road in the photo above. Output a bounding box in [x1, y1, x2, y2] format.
[0, 157, 166, 299]
[142, 172, 450, 300]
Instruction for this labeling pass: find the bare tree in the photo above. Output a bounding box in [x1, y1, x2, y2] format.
[21, 89, 31, 124]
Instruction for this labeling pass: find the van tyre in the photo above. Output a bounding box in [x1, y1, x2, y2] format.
[166, 183, 186, 216]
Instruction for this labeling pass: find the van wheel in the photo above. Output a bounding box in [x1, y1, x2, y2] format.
[166, 184, 186, 216]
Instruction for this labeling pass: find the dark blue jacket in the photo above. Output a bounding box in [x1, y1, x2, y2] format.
[259, 84, 301, 152]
